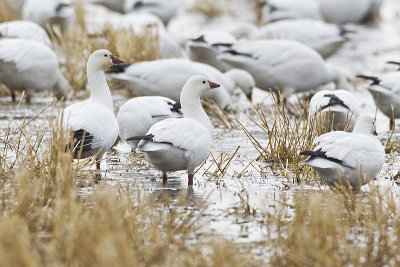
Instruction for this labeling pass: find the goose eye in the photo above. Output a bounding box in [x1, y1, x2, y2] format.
[202, 81, 206, 84]
[104, 54, 107, 57]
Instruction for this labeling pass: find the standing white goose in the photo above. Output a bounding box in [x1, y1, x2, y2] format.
[300, 116, 385, 189]
[358, 72, 400, 130]
[309, 89, 360, 131]
[0, 20, 51, 46]
[257, 19, 349, 58]
[0, 38, 70, 103]
[62, 49, 124, 170]
[117, 96, 183, 152]
[127, 75, 219, 186]
[217, 40, 349, 98]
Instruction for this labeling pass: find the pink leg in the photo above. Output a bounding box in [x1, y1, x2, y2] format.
[26, 94, 31, 104]
[188, 174, 194, 186]
[390, 119, 395, 131]
[11, 92, 16, 103]
[162, 173, 167, 185]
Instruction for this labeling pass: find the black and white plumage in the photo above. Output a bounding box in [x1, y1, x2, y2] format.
[309, 89, 360, 131]
[127, 75, 219, 186]
[108, 58, 234, 110]
[217, 40, 349, 98]
[0, 38, 70, 103]
[117, 96, 183, 151]
[62, 49, 124, 170]
[358, 72, 400, 130]
[123, 0, 178, 25]
[186, 30, 237, 72]
[261, 0, 322, 23]
[301, 116, 384, 189]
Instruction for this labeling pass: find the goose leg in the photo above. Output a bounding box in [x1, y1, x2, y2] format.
[188, 174, 194, 186]
[26, 94, 31, 104]
[96, 161, 101, 170]
[390, 118, 395, 130]
[11, 92, 16, 103]
[162, 173, 167, 185]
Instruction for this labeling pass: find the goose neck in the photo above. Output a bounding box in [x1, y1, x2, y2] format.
[181, 93, 213, 134]
[87, 67, 113, 110]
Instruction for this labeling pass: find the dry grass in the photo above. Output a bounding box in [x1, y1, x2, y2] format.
[0, 0, 20, 23]
[190, 0, 228, 18]
[239, 97, 325, 182]
[0, 105, 261, 266]
[49, 4, 160, 93]
[267, 188, 400, 266]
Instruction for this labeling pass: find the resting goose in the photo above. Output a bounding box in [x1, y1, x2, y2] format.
[309, 89, 360, 131]
[223, 68, 256, 100]
[358, 72, 400, 130]
[113, 12, 181, 58]
[186, 31, 237, 72]
[22, 0, 75, 33]
[62, 49, 124, 170]
[257, 19, 349, 58]
[108, 58, 233, 110]
[123, 0, 178, 25]
[0, 20, 51, 46]
[318, 0, 383, 24]
[261, 0, 322, 23]
[0, 38, 70, 103]
[127, 75, 218, 186]
[301, 116, 384, 189]
[217, 40, 349, 98]
[117, 96, 183, 151]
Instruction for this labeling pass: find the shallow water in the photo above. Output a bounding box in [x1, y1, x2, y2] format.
[1, 0, 400, 262]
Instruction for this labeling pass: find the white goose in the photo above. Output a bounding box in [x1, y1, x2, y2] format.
[223, 68, 256, 100]
[217, 40, 349, 98]
[123, 0, 178, 25]
[0, 20, 51, 46]
[62, 49, 124, 170]
[261, 0, 322, 23]
[22, 0, 75, 33]
[108, 58, 234, 110]
[113, 12, 181, 58]
[0, 38, 70, 103]
[318, 0, 383, 24]
[358, 72, 400, 130]
[186, 31, 237, 72]
[127, 75, 218, 186]
[309, 89, 360, 131]
[301, 116, 385, 189]
[89, 0, 127, 13]
[257, 19, 349, 58]
[117, 96, 183, 152]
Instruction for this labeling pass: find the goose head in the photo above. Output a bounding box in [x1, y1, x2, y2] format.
[182, 75, 220, 97]
[224, 69, 255, 101]
[353, 115, 377, 136]
[87, 49, 125, 71]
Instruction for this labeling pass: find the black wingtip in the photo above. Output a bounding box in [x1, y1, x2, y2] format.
[126, 134, 154, 142]
[223, 50, 252, 57]
[300, 151, 314, 156]
[108, 64, 130, 73]
[169, 102, 182, 113]
[356, 74, 380, 85]
[211, 43, 233, 48]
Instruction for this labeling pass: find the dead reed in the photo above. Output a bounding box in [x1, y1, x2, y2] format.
[239, 97, 323, 182]
[0, 0, 20, 23]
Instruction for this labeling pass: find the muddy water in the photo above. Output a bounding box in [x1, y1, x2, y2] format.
[1, 0, 400, 261]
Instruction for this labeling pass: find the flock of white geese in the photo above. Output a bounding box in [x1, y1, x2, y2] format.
[0, 0, 397, 189]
